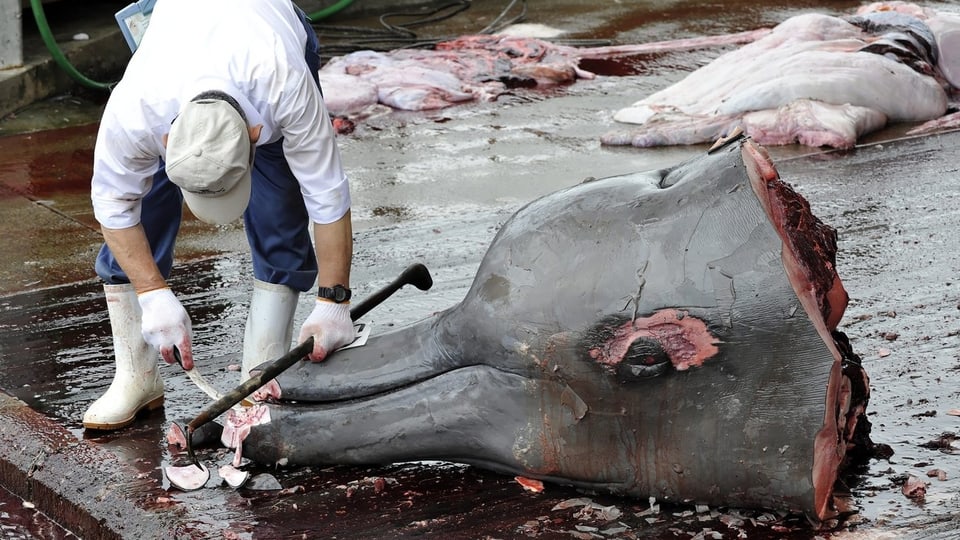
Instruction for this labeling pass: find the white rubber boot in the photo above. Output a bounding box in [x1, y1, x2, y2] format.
[83, 283, 165, 430]
[241, 280, 298, 381]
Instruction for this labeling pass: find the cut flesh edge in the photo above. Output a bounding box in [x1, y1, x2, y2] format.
[742, 140, 865, 523]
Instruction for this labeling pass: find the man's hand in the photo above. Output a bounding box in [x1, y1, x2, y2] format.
[138, 288, 194, 369]
[298, 300, 354, 361]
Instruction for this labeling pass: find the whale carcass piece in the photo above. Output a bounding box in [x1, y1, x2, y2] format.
[317, 30, 773, 117]
[602, 3, 958, 149]
[241, 137, 870, 522]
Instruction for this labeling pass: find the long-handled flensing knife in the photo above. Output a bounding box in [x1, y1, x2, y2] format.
[172, 262, 434, 482]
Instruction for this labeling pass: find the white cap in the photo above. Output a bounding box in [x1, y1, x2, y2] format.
[165, 99, 251, 225]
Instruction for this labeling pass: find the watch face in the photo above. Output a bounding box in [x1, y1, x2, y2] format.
[321, 285, 351, 303]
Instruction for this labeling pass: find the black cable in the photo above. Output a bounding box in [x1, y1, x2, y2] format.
[378, 1, 472, 37]
[476, 0, 527, 35]
[312, 0, 532, 53]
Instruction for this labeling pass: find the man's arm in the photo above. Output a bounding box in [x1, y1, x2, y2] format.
[101, 225, 167, 294]
[299, 210, 355, 361]
[312, 210, 353, 290]
[277, 68, 355, 360]
[102, 224, 194, 369]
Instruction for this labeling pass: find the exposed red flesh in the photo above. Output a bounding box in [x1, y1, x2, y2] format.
[222, 404, 272, 467]
[743, 142, 849, 331]
[515, 476, 545, 493]
[742, 140, 867, 521]
[588, 309, 720, 371]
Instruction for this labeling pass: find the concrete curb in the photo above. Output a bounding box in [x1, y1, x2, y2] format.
[0, 391, 179, 539]
[0, 21, 129, 119]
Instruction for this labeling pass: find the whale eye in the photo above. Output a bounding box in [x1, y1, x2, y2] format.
[617, 337, 671, 380]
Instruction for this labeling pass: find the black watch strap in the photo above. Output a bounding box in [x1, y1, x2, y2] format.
[317, 284, 352, 303]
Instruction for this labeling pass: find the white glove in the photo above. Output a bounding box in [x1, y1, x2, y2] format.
[138, 288, 194, 370]
[298, 300, 354, 361]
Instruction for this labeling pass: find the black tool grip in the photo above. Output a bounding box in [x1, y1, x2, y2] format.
[185, 262, 434, 433]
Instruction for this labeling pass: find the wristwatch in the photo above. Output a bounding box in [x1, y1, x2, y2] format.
[317, 284, 352, 303]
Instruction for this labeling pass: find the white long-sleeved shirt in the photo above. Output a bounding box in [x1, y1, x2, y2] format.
[91, 0, 350, 229]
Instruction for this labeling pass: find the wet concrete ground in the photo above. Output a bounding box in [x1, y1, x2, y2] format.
[1, 0, 959, 538]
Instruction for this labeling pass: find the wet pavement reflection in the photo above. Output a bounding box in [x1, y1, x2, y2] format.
[0, 484, 76, 539]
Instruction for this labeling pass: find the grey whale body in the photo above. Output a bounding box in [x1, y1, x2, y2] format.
[242, 136, 871, 523]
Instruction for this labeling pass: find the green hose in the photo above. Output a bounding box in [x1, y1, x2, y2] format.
[307, 0, 356, 22]
[29, 0, 354, 90]
[29, 0, 115, 91]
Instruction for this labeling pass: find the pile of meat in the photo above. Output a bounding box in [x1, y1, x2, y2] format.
[317, 30, 768, 117]
[602, 1, 960, 149]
